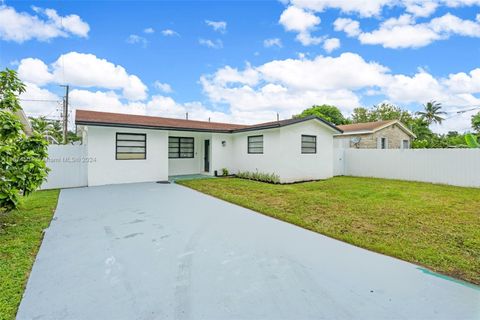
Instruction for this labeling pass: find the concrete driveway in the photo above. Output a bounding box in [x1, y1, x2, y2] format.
[18, 182, 479, 320]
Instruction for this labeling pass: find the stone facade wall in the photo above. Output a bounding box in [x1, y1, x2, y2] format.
[336, 124, 412, 149]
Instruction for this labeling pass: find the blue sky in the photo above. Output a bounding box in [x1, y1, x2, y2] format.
[1, 0, 480, 132]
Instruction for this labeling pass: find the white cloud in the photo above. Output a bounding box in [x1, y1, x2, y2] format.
[32, 6, 89, 37]
[279, 6, 323, 46]
[53, 52, 148, 100]
[404, 0, 438, 17]
[0, 5, 89, 43]
[126, 34, 148, 47]
[154, 81, 173, 93]
[161, 29, 179, 36]
[199, 38, 223, 49]
[384, 71, 446, 103]
[443, 68, 480, 94]
[205, 20, 227, 33]
[263, 38, 283, 48]
[200, 53, 390, 121]
[143, 27, 154, 34]
[429, 13, 480, 36]
[70, 90, 233, 123]
[279, 6, 320, 33]
[289, 0, 393, 17]
[333, 18, 361, 37]
[17, 58, 53, 86]
[288, 0, 480, 17]
[17, 52, 148, 101]
[258, 53, 389, 91]
[323, 38, 340, 52]
[341, 13, 480, 49]
[19, 82, 61, 117]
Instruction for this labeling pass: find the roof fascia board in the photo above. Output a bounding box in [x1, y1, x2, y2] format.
[75, 121, 233, 133]
[372, 120, 416, 138]
[334, 130, 372, 136]
[76, 115, 343, 134]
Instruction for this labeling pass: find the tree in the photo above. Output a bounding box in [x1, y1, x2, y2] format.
[30, 116, 62, 144]
[351, 103, 413, 124]
[416, 101, 446, 125]
[0, 69, 49, 211]
[351, 107, 371, 123]
[465, 133, 480, 148]
[294, 104, 349, 125]
[472, 112, 480, 133]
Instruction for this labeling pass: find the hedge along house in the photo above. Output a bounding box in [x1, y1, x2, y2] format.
[75, 110, 342, 186]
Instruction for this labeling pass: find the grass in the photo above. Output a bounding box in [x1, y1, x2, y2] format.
[0, 190, 60, 320]
[178, 176, 480, 285]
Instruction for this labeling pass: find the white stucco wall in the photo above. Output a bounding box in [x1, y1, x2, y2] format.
[229, 120, 336, 183]
[231, 128, 283, 177]
[167, 131, 211, 176]
[211, 133, 234, 175]
[277, 121, 335, 182]
[87, 126, 168, 186]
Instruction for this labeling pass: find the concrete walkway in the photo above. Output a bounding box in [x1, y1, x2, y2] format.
[18, 183, 479, 319]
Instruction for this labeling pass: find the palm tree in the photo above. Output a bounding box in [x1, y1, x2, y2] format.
[416, 101, 446, 125]
[30, 116, 62, 144]
[30, 116, 51, 135]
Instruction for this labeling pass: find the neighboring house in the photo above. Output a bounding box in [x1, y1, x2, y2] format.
[75, 110, 342, 186]
[334, 120, 416, 149]
[14, 109, 33, 136]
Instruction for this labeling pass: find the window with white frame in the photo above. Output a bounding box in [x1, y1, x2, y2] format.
[116, 133, 146, 160]
[402, 139, 410, 149]
[301, 135, 317, 154]
[248, 135, 263, 154]
[169, 137, 194, 158]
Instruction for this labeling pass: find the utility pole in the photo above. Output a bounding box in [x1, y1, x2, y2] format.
[60, 85, 69, 144]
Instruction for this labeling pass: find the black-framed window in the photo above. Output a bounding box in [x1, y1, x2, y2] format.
[116, 133, 146, 160]
[248, 135, 263, 154]
[169, 137, 194, 158]
[301, 135, 317, 154]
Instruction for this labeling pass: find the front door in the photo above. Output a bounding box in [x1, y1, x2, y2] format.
[204, 140, 210, 172]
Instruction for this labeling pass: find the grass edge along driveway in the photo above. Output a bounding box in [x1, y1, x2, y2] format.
[178, 176, 480, 285]
[0, 190, 60, 320]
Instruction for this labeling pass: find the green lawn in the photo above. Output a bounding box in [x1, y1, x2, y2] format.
[0, 190, 60, 320]
[178, 177, 480, 285]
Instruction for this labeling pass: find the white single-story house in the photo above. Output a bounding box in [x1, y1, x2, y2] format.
[75, 110, 343, 186]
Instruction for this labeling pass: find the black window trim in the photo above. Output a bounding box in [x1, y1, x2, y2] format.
[169, 136, 195, 159]
[301, 134, 317, 154]
[116, 132, 147, 160]
[248, 135, 264, 154]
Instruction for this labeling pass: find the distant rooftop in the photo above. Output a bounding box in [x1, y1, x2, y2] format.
[337, 120, 395, 133]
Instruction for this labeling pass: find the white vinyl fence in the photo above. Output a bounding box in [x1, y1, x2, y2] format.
[40, 145, 88, 190]
[335, 148, 480, 188]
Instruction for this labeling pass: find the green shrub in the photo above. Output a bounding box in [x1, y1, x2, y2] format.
[0, 69, 50, 211]
[236, 170, 280, 184]
[221, 168, 229, 176]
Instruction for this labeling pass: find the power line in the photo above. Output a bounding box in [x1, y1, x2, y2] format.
[20, 99, 62, 102]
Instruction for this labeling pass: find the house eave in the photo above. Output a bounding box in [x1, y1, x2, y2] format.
[76, 115, 343, 134]
[334, 130, 372, 136]
[75, 121, 234, 133]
